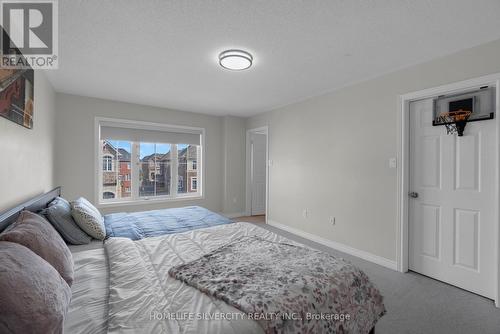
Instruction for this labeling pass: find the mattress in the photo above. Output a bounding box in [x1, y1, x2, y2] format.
[65, 223, 384, 333]
[104, 223, 384, 333]
[104, 206, 233, 240]
[65, 225, 266, 334]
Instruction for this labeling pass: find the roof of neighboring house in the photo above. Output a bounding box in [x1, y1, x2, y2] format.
[142, 152, 174, 162]
[141, 152, 171, 162]
[103, 140, 116, 151]
[118, 148, 131, 161]
[178, 145, 197, 160]
[103, 140, 132, 161]
[141, 153, 160, 162]
[159, 151, 171, 161]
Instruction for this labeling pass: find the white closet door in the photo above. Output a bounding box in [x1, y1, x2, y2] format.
[409, 98, 496, 299]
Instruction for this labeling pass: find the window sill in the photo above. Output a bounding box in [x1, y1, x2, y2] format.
[97, 195, 204, 209]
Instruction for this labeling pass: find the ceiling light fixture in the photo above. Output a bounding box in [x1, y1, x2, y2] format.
[219, 49, 253, 71]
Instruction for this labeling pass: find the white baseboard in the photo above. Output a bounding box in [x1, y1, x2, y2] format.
[267, 220, 398, 271]
[220, 212, 246, 219]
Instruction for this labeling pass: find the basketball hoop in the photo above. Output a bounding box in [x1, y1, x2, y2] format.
[435, 110, 472, 137]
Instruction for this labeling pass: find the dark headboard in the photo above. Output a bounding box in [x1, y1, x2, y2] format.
[0, 187, 61, 232]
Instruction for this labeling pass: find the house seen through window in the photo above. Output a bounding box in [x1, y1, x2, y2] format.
[99, 121, 203, 204]
[100, 143, 202, 203]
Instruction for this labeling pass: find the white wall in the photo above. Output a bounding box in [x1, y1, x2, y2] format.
[54, 93, 246, 215]
[0, 71, 56, 212]
[247, 38, 500, 262]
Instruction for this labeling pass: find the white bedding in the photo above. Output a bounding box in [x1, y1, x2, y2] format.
[104, 222, 299, 334]
[65, 222, 373, 334]
[65, 223, 277, 334]
[68, 239, 105, 253]
[65, 248, 109, 334]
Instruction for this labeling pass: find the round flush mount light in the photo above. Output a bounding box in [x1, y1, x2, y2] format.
[219, 49, 253, 70]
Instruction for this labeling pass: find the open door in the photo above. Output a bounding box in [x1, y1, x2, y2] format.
[250, 132, 266, 216]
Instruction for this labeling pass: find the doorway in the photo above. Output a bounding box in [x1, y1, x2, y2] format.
[398, 73, 500, 306]
[408, 97, 496, 298]
[246, 126, 268, 222]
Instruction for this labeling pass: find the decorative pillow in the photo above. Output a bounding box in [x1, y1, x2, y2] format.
[0, 241, 71, 334]
[0, 210, 74, 286]
[71, 197, 106, 240]
[44, 197, 92, 245]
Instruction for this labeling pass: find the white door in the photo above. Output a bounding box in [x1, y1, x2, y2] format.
[409, 98, 496, 299]
[251, 133, 266, 215]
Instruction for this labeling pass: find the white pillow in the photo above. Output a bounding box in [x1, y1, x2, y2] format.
[71, 197, 106, 240]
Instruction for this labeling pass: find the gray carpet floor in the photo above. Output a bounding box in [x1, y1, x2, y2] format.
[255, 223, 500, 334]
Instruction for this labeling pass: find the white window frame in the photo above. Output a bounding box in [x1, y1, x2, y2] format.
[95, 117, 205, 207]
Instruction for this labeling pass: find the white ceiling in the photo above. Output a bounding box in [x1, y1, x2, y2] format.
[46, 0, 500, 117]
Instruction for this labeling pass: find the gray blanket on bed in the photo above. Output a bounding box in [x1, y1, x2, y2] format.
[169, 236, 385, 334]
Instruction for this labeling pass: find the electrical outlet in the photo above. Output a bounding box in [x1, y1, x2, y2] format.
[329, 216, 336, 225]
[302, 208, 309, 218]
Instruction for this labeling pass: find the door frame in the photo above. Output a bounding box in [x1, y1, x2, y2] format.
[397, 73, 500, 306]
[246, 126, 269, 222]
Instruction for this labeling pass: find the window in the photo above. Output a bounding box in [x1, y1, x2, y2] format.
[139, 143, 171, 198]
[190, 177, 197, 191]
[101, 140, 132, 200]
[103, 155, 113, 171]
[103, 191, 115, 199]
[177, 176, 184, 192]
[98, 119, 203, 204]
[177, 144, 199, 195]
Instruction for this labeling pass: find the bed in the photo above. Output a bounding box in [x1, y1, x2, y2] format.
[0, 188, 385, 334]
[66, 223, 384, 333]
[104, 206, 233, 240]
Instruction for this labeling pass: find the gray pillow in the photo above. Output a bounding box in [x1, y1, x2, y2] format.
[44, 197, 92, 245]
[0, 210, 75, 286]
[71, 197, 106, 240]
[0, 241, 71, 334]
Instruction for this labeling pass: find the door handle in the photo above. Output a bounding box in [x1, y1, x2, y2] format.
[409, 192, 419, 198]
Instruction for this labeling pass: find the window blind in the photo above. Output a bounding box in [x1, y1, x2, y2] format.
[100, 123, 201, 145]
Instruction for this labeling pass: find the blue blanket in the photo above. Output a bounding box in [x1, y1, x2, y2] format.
[104, 206, 233, 240]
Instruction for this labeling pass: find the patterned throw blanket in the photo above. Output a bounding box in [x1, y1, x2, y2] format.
[169, 236, 385, 334]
